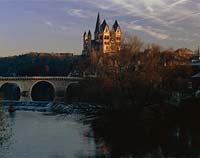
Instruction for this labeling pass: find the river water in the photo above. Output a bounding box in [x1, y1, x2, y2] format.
[0, 110, 101, 158]
[2, 102, 200, 158]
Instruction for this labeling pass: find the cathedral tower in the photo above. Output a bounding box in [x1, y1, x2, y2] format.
[101, 19, 111, 54]
[94, 12, 101, 41]
[83, 32, 88, 51]
[82, 13, 122, 55]
[88, 30, 92, 53]
[111, 20, 122, 52]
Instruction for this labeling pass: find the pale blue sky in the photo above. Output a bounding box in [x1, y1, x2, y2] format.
[0, 0, 199, 56]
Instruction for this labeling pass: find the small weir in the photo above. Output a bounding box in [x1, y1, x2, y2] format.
[0, 101, 53, 112]
[0, 101, 106, 114]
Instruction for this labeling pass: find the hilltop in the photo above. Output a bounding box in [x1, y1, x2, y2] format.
[0, 52, 75, 76]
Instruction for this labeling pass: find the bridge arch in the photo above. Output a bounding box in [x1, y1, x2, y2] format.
[0, 82, 21, 101]
[30, 80, 56, 101]
[65, 82, 81, 102]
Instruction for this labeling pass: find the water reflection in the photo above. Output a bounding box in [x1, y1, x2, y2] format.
[90, 111, 200, 158]
[0, 110, 99, 158]
[0, 107, 12, 147]
[2, 102, 200, 158]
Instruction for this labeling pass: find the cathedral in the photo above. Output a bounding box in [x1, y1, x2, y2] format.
[82, 13, 122, 55]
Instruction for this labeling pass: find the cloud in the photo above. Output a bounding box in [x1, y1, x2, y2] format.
[45, 21, 53, 27]
[169, 0, 188, 8]
[82, 0, 199, 38]
[84, 0, 197, 26]
[44, 20, 70, 33]
[175, 37, 194, 42]
[68, 9, 88, 18]
[168, 11, 200, 24]
[125, 22, 169, 40]
[59, 25, 70, 31]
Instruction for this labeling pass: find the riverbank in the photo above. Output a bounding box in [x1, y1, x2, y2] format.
[90, 99, 200, 157]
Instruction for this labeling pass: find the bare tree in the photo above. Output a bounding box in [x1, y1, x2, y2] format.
[122, 32, 144, 54]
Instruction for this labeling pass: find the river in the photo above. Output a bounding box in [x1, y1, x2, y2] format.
[1, 102, 200, 158]
[0, 110, 102, 158]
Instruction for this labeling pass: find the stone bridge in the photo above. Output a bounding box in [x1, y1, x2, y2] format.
[0, 76, 83, 102]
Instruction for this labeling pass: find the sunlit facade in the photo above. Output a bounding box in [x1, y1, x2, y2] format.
[82, 13, 122, 55]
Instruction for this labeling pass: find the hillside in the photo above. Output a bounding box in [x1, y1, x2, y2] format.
[0, 52, 74, 76]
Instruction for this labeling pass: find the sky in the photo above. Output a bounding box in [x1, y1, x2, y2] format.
[0, 0, 199, 56]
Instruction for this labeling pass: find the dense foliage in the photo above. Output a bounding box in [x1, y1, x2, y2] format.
[70, 35, 195, 110]
[0, 52, 74, 76]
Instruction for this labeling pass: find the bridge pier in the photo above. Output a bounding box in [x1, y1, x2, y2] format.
[20, 95, 32, 102]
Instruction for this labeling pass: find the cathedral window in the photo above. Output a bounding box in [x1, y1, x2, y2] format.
[116, 37, 121, 40]
[104, 35, 109, 40]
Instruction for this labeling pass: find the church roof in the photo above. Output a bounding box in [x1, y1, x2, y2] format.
[88, 30, 91, 37]
[112, 20, 120, 32]
[101, 19, 108, 31]
[95, 12, 101, 33]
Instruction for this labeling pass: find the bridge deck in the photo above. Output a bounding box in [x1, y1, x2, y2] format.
[0, 76, 84, 81]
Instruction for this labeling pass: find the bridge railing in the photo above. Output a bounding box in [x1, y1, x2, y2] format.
[0, 76, 84, 81]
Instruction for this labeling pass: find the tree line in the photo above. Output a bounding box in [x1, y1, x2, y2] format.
[70, 33, 196, 111]
[0, 52, 74, 76]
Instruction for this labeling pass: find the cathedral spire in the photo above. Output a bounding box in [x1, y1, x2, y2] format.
[101, 19, 108, 31]
[83, 31, 87, 39]
[95, 12, 101, 34]
[112, 20, 120, 32]
[88, 30, 92, 38]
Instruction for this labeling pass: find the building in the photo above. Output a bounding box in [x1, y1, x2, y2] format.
[175, 48, 196, 59]
[82, 13, 122, 56]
